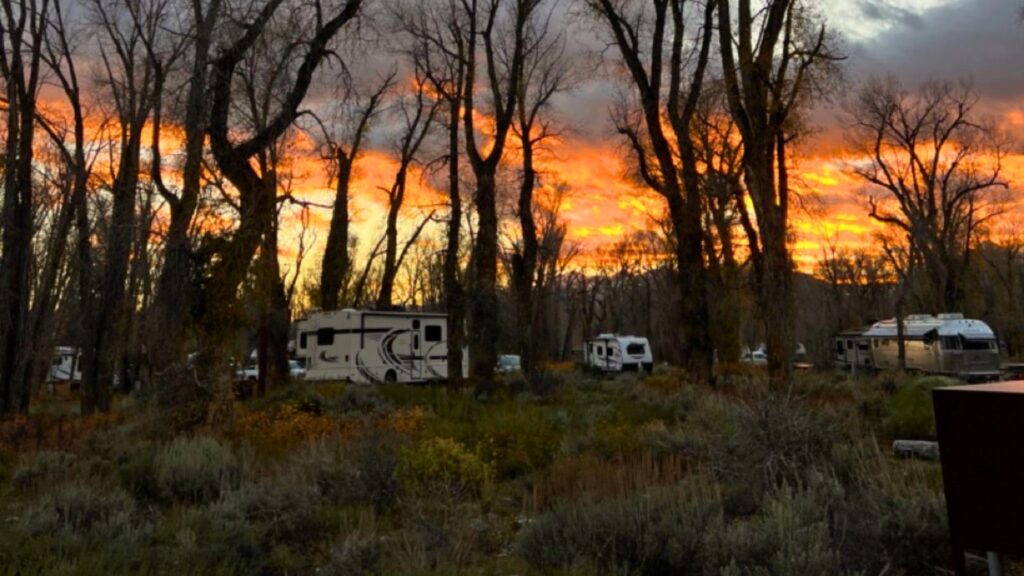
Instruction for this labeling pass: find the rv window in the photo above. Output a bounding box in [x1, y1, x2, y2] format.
[425, 325, 442, 342]
[300, 332, 308, 349]
[413, 319, 421, 329]
[317, 328, 334, 346]
[846, 340, 853, 350]
[597, 345, 604, 356]
[626, 343, 646, 356]
[941, 336, 960, 350]
[836, 341, 844, 355]
[857, 341, 870, 351]
[414, 334, 420, 350]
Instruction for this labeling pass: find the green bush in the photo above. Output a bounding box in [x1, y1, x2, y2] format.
[516, 478, 722, 575]
[154, 436, 241, 504]
[118, 441, 160, 501]
[12, 451, 78, 491]
[210, 477, 326, 551]
[400, 437, 493, 499]
[882, 376, 960, 440]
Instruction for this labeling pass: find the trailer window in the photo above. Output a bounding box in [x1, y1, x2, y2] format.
[414, 334, 420, 350]
[846, 340, 853, 350]
[626, 343, 646, 356]
[425, 325, 443, 342]
[942, 336, 960, 350]
[299, 332, 308, 349]
[836, 341, 844, 355]
[596, 345, 604, 356]
[317, 328, 334, 346]
[963, 338, 994, 351]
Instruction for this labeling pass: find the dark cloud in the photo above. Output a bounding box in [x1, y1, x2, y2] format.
[847, 0, 1024, 103]
[856, 0, 926, 30]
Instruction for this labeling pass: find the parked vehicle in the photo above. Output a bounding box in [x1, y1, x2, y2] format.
[740, 343, 808, 367]
[48, 347, 82, 383]
[294, 308, 467, 384]
[496, 354, 521, 373]
[234, 359, 306, 381]
[835, 313, 1001, 380]
[583, 334, 653, 373]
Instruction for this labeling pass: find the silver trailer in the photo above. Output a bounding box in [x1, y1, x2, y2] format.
[583, 334, 653, 373]
[294, 309, 466, 384]
[835, 314, 1001, 380]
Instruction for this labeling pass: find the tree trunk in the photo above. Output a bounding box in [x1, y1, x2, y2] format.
[320, 154, 352, 310]
[470, 167, 500, 394]
[444, 106, 466, 388]
[514, 141, 540, 379]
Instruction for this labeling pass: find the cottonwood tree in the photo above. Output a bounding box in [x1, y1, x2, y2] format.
[0, 0, 50, 415]
[397, 0, 471, 387]
[313, 73, 392, 310]
[587, 0, 716, 384]
[848, 77, 1007, 313]
[78, 0, 183, 413]
[510, 4, 571, 381]
[377, 75, 438, 308]
[149, 0, 223, 397]
[461, 0, 543, 393]
[201, 0, 363, 398]
[718, 0, 840, 384]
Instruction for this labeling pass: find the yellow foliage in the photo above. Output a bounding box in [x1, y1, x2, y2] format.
[232, 404, 336, 456]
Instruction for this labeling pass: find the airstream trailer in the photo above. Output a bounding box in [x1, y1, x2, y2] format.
[583, 334, 653, 373]
[294, 308, 467, 384]
[835, 314, 1001, 380]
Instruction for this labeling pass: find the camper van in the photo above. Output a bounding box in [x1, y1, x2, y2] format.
[48, 347, 82, 383]
[294, 309, 466, 384]
[583, 334, 653, 373]
[835, 314, 1001, 380]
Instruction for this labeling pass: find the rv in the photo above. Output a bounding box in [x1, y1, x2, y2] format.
[835, 314, 1001, 380]
[48, 347, 82, 383]
[295, 309, 466, 384]
[583, 334, 653, 373]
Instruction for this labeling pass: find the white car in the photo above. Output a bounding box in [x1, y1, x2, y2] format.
[235, 360, 306, 381]
[496, 354, 522, 373]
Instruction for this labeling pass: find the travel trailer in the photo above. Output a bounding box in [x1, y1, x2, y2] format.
[583, 334, 653, 373]
[835, 314, 1001, 380]
[295, 309, 466, 383]
[48, 347, 82, 383]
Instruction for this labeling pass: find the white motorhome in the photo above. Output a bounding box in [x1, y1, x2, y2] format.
[583, 334, 653, 373]
[48, 347, 82, 383]
[295, 309, 466, 384]
[835, 314, 1001, 380]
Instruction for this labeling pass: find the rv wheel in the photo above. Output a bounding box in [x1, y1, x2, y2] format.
[384, 370, 397, 384]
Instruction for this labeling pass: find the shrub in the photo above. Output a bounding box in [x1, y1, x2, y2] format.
[516, 478, 722, 575]
[118, 441, 159, 500]
[400, 437, 493, 499]
[713, 396, 838, 515]
[881, 376, 960, 440]
[155, 436, 241, 504]
[12, 450, 77, 491]
[713, 486, 850, 576]
[210, 477, 325, 551]
[295, 433, 401, 511]
[319, 533, 381, 576]
[20, 483, 138, 540]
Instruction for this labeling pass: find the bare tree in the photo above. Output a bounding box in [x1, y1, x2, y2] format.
[718, 0, 840, 384]
[847, 77, 1007, 313]
[587, 0, 716, 383]
[377, 75, 438, 308]
[461, 0, 541, 393]
[398, 0, 471, 387]
[201, 0, 362, 396]
[0, 0, 50, 415]
[510, 2, 570, 381]
[314, 73, 392, 310]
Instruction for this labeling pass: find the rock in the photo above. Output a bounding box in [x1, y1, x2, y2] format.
[893, 439, 940, 460]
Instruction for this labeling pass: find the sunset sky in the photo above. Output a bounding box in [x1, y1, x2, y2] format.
[264, 0, 1023, 277]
